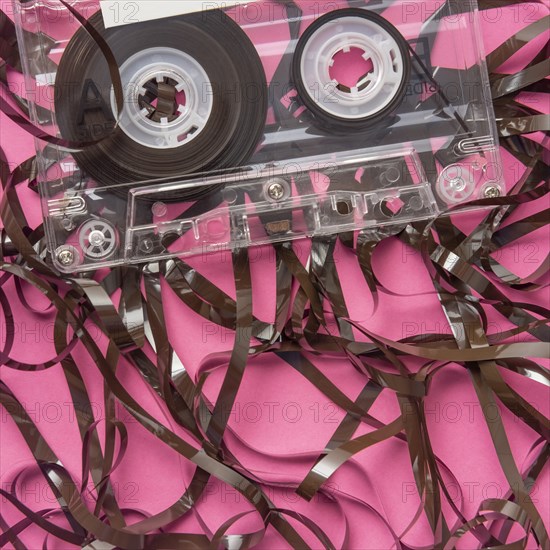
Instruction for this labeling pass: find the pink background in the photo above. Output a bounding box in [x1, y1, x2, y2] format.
[1, 1, 549, 548]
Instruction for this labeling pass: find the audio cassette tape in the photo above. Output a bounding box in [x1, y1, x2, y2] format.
[13, 0, 504, 272]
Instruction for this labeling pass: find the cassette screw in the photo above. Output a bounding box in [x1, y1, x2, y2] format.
[483, 186, 501, 199]
[57, 249, 75, 267]
[267, 182, 285, 201]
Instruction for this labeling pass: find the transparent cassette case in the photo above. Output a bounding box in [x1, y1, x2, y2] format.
[13, 0, 504, 272]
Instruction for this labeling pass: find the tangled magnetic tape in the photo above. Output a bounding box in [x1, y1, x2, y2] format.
[14, 0, 505, 272]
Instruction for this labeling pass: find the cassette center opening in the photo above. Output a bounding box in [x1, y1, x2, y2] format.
[329, 46, 374, 92]
[111, 47, 214, 149]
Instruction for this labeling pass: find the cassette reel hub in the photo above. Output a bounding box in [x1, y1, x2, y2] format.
[293, 9, 411, 131]
[113, 47, 213, 149]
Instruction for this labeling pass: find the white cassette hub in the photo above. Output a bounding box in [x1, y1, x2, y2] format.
[299, 16, 406, 120]
[111, 47, 214, 149]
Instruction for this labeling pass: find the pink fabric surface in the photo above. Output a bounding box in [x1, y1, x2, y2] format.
[1, 1, 549, 549]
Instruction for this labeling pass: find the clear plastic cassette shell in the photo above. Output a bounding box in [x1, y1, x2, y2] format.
[13, 0, 505, 273]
